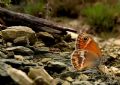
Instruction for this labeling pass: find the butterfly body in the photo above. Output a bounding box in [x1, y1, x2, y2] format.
[71, 33, 102, 71]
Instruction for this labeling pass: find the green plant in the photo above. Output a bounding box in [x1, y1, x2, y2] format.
[0, 0, 11, 4]
[50, 0, 81, 18]
[112, 2, 120, 16]
[23, 0, 45, 16]
[81, 3, 115, 32]
[0, 0, 11, 7]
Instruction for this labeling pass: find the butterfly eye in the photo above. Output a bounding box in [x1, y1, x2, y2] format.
[83, 37, 88, 41]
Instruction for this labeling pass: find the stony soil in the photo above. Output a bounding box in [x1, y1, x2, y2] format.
[0, 26, 120, 85]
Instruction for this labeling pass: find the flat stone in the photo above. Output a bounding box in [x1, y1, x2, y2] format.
[6, 42, 13, 47]
[78, 74, 89, 81]
[110, 67, 120, 76]
[33, 41, 45, 48]
[0, 62, 10, 77]
[14, 36, 28, 45]
[0, 59, 36, 67]
[6, 46, 34, 56]
[14, 55, 24, 61]
[113, 39, 120, 45]
[37, 32, 55, 46]
[41, 58, 52, 63]
[72, 80, 92, 85]
[67, 31, 78, 39]
[37, 32, 54, 39]
[0, 51, 8, 59]
[33, 47, 50, 54]
[65, 76, 73, 82]
[62, 81, 71, 85]
[1, 26, 37, 44]
[45, 61, 67, 73]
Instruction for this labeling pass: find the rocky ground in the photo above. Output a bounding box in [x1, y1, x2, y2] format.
[0, 26, 120, 85]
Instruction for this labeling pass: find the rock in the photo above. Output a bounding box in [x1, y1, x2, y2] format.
[0, 51, 8, 59]
[6, 46, 34, 56]
[7, 67, 34, 85]
[0, 38, 3, 44]
[14, 55, 24, 61]
[33, 41, 45, 48]
[33, 47, 50, 54]
[98, 65, 110, 75]
[67, 31, 78, 39]
[37, 32, 55, 46]
[14, 55, 33, 60]
[60, 71, 80, 79]
[37, 32, 54, 39]
[45, 61, 67, 73]
[68, 42, 75, 50]
[113, 39, 120, 46]
[94, 80, 106, 85]
[41, 58, 52, 63]
[0, 62, 12, 84]
[53, 41, 70, 51]
[109, 67, 120, 76]
[14, 36, 29, 46]
[65, 76, 73, 82]
[6, 51, 14, 59]
[35, 47, 50, 52]
[0, 62, 10, 77]
[1, 26, 37, 44]
[6, 42, 13, 47]
[51, 78, 63, 85]
[78, 74, 89, 81]
[63, 34, 72, 42]
[72, 80, 92, 85]
[109, 53, 118, 58]
[62, 81, 71, 85]
[0, 59, 36, 68]
[33, 76, 50, 85]
[28, 67, 53, 85]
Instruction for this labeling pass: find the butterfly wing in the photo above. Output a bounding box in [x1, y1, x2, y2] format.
[71, 50, 100, 71]
[71, 50, 84, 70]
[83, 50, 100, 69]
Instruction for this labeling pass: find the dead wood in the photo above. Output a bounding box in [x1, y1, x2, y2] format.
[0, 7, 77, 34]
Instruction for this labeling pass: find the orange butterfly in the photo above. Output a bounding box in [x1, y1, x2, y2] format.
[71, 32, 102, 71]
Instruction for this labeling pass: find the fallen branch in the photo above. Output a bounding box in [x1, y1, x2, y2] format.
[0, 7, 77, 34]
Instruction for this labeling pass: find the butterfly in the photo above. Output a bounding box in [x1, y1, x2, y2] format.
[71, 32, 102, 71]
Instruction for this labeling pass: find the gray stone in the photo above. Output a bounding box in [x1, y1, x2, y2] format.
[65, 76, 73, 82]
[0, 51, 8, 59]
[41, 58, 52, 63]
[62, 81, 71, 85]
[0, 59, 36, 67]
[6, 46, 34, 56]
[14, 36, 29, 45]
[37, 32, 55, 46]
[45, 61, 67, 73]
[6, 42, 13, 47]
[78, 74, 89, 81]
[1, 26, 37, 44]
[68, 42, 75, 50]
[33, 41, 45, 48]
[33, 47, 50, 54]
[60, 71, 80, 79]
[38, 47, 50, 52]
[37, 32, 54, 39]
[0, 62, 10, 77]
[72, 80, 92, 85]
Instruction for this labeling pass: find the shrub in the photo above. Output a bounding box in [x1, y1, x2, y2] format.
[23, 0, 45, 17]
[49, 0, 81, 18]
[0, 0, 11, 7]
[81, 3, 115, 32]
